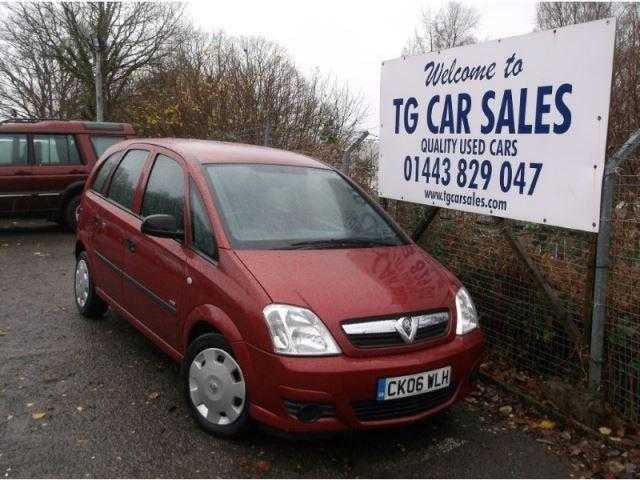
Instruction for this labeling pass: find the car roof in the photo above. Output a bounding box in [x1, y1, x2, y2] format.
[117, 138, 331, 169]
[0, 120, 135, 135]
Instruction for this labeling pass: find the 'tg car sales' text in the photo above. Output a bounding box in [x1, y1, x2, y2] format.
[391, 53, 573, 136]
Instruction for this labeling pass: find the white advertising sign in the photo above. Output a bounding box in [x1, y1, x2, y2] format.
[379, 19, 616, 232]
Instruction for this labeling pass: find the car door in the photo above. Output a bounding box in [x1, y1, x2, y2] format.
[85, 148, 149, 309]
[121, 151, 187, 350]
[0, 133, 31, 214]
[31, 134, 87, 212]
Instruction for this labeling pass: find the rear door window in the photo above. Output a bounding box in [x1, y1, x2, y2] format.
[106, 149, 148, 211]
[33, 134, 81, 165]
[91, 152, 122, 194]
[91, 136, 125, 157]
[0, 134, 28, 166]
[141, 154, 184, 227]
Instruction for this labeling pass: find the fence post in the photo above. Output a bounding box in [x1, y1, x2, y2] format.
[590, 129, 640, 391]
[90, 35, 107, 122]
[412, 207, 440, 242]
[342, 131, 369, 175]
[263, 120, 272, 147]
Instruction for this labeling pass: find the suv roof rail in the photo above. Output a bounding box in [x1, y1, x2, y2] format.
[81, 121, 125, 131]
[0, 117, 60, 125]
[0, 118, 129, 130]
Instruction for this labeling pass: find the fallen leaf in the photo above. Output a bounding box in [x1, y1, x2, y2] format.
[76, 406, 83, 412]
[26, 402, 34, 407]
[605, 460, 625, 476]
[577, 439, 598, 458]
[498, 405, 513, 415]
[536, 438, 554, 445]
[628, 449, 640, 463]
[599, 426, 612, 436]
[607, 449, 621, 458]
[539, 419, 556, 430]
[31, 412, 46, 420]
[255, 460, 271, 474]
[147, 391, 160, 400]
[0, 329, 6, 336]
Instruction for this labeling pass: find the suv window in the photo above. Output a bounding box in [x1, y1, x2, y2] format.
[91, 136, 125, 157]
[92, 152, 122, 194]
[190, 180, 216, 258]
[33, 134, 81, 165]
[141, 154, 184, 226]
[0, 134, 28, 166]
[106, 149, 148, 210]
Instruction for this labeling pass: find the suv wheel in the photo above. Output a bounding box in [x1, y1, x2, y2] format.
[183, 333, 250, 437]
[63, 195, 81, 232]
[74, 251, 108, 318]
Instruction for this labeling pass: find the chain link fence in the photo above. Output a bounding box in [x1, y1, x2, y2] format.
[605, 166, 640, 423]
[420, 212, 593, 375]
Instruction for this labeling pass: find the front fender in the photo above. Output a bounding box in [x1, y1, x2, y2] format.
[181, 304, 257, 400]
[181, 304, 244, 353]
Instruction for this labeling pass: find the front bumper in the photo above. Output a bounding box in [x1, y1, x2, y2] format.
[242, 329, 484, 433]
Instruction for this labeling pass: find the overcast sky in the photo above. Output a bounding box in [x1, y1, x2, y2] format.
[188, 0, 538, 133]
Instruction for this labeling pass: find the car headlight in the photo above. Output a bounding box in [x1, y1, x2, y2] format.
[455, 287, 479, 335]
[262, 304, 341, 356]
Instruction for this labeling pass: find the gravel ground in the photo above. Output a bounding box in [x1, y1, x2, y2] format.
[0, 219, 570, 478]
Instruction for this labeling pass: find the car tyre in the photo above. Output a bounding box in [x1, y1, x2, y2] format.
[63, 194, 81, 232]
[74, 251, 108, 318]
[183, 333, 251, 437]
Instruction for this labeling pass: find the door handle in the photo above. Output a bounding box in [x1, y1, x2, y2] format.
[69, 169, 84, 174]
[15, 170, 32, 175]
[125, 238, 136, 253]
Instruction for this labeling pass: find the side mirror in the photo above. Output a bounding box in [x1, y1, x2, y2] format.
[141, 214, 183, 240]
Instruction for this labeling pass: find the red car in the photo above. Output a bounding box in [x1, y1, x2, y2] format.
[0, 119, 135, 230]
[74, 138, 484, 436]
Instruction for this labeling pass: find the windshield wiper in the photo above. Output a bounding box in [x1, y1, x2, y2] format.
[283, 238, 399, 250]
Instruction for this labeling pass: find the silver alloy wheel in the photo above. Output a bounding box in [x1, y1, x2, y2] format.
[75, 259, 90, 308]
[188, 348, 246, 425]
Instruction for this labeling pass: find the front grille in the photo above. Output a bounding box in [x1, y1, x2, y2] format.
[352, 383, 455, 421]
[343, 311, 449, 348]
[347, 322, 448, 348]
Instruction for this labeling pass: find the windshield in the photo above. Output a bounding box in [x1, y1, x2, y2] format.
[204, 164, 406, 250]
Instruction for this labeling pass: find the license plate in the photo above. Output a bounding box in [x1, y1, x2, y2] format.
[376, 366, 451, 401]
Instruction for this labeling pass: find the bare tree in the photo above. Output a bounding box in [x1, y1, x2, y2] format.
[536, 2, 613, 30]
[0, 17, 80, 119]
[122, 31, 367, 158]
[0, 2, 368, 175]
[0, 2, 184, 120]
[536, 2, 639, 154]
[403, 1, 480, 54]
